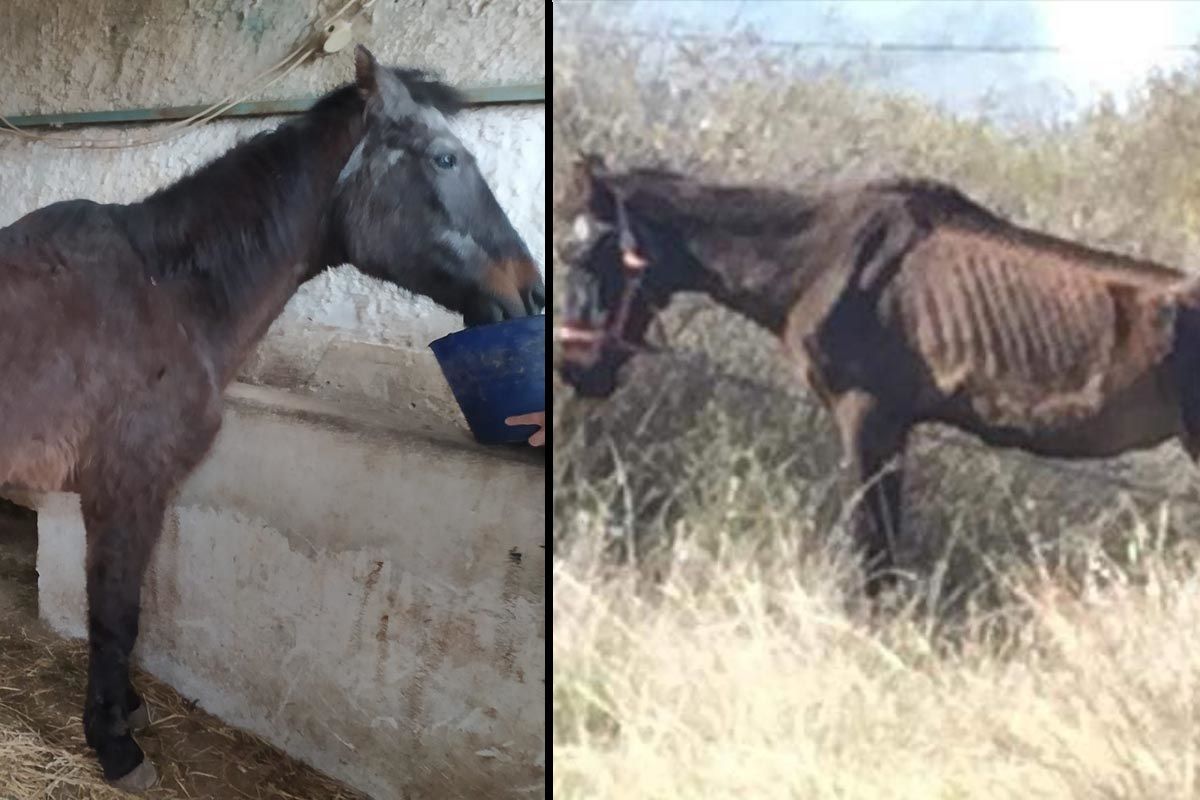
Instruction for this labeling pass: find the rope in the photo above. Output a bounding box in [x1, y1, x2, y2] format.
[0, 0, 375, 150]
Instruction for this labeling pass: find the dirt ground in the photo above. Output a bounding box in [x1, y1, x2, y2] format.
[0, 500, 367, 800]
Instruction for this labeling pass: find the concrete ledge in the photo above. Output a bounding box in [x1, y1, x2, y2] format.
[236, 327, 494, 434]
[238, 328, 468, 421]
[34, 382, 545, 799]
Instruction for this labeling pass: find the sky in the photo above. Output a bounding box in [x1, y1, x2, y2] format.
[560, 0, 1200, 125]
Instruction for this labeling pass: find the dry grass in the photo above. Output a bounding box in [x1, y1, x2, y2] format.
[555, 506, 1200, 800]
[0, 647, 366, 800]
[554, 396, 1200, 799]
[554, 10, 1200, 800]
[0, 724, 126, 800]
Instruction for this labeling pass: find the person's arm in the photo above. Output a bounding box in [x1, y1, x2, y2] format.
[505, 412, 546, 447]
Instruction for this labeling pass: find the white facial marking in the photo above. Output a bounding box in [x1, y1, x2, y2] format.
[439, 231, 485, 266]
[336, 139, 366, 186]
[572, 215, 592, 243]
[418, 105, 452, 135]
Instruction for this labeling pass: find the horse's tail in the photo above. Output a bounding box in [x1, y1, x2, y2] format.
[1164, 274, 1200, 459]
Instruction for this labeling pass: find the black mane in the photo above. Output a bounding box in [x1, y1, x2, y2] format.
[389, 68, 466, 115]
[122, 83, 366, 314]
[607, 170, 820, 237]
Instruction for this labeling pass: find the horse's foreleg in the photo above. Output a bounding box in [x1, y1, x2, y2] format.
[834, 390, 909, 596]
[80, 488, 165, 792]
[126, 678, 151, 731]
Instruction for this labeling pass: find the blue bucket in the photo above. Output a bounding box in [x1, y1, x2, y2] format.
[429, 314, 545, 444]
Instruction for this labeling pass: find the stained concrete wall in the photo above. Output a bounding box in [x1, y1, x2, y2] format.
[34, 385, 546, 800]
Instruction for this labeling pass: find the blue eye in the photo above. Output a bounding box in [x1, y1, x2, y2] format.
[433, 153, 457, 169]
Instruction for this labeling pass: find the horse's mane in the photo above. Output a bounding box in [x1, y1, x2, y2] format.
[388, 68, 466, 115]
[604, 169, 821, 237]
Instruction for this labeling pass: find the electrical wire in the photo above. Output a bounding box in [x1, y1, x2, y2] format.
[565, 25, 1200, 55]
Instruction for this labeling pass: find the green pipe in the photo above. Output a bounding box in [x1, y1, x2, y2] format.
[3, 82, 545, 130]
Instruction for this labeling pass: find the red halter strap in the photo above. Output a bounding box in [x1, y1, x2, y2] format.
[556, 195, 657, 363]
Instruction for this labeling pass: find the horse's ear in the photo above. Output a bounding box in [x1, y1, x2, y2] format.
[568, 156, 596, 206]
[355, 45, 379, 95]
[576, 152, 606, 179]
[354, 45, 415, 114]
[574, 154, 618, 221]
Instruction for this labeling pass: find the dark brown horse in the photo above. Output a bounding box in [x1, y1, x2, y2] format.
[558, 157, 1200, 595]
[0, 47, 543, 790]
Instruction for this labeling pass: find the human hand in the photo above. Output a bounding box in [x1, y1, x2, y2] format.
[505, 411, 546, 447]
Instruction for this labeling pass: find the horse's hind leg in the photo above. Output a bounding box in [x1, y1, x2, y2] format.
[80, 484, 168, 792]
[833, 390, 909, 596]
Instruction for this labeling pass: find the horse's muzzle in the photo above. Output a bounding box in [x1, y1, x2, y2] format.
[464, 262, 544, 327]
[556, 322, 622, 398]
[522, 274, 546, 315]
[558, 358, 620, 398]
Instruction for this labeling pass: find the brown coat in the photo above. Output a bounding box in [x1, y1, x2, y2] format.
[562, 165, 1200, 591]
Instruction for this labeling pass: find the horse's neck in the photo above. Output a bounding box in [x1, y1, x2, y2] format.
[632, 180, 828, 335]
[135, 111, 362, 386]
[682, 229, 817, 335]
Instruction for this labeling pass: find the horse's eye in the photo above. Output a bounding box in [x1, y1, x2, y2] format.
[433, 153, 457, 170]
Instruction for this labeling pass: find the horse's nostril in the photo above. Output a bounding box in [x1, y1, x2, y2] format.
[520, 281, 545, 316]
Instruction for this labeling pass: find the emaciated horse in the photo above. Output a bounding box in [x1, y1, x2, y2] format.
[558, 156, 1200, 597]
[0, 47, 543, 790]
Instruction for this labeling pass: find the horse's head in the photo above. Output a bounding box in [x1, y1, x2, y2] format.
[333, 46, 544, 327]
[557, 156, 697, 398]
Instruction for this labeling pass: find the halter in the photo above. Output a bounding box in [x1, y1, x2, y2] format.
[556, 194, 656, 365]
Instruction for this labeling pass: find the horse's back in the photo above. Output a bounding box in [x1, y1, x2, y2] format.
[0, 198, 141, 346]
[0, 199, 136, 277]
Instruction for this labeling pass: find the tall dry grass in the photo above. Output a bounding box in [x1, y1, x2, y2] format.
[555, 396, 1200, 798]
[555, 500, 1200, 800]
[553, 9, 1200, 799]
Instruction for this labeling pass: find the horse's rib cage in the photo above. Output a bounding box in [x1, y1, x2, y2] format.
[894, 227, 1173, 417]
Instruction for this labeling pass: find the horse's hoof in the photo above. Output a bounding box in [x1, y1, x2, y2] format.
[128, 702, 151, 732]
[110, 759, 158, 794]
